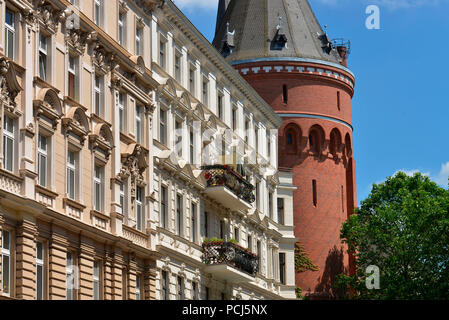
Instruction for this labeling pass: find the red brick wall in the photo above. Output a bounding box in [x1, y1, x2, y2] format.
[238, 61, 356, 298]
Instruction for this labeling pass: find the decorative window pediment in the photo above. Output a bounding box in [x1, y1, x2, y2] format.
[34, 88, 62, 129]
[65, 29, 96, 57]
[92, 42, 115, 76]
[0, 57, 23, 114]
[36, 1, 63, 34]
[89, 123, 114, 160]
[130, 55, 146, 76]
[62, 106, 90, 144]
[119, 144, 148, 198]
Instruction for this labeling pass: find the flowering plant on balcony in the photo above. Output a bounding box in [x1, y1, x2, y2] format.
[201, 165, 255, 204]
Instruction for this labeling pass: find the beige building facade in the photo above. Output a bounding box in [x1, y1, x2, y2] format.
[0, 0, 297, 300]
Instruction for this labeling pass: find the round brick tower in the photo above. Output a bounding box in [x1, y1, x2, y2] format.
[213, 0, 356, 298]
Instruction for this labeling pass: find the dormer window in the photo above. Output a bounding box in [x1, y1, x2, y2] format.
[271, 17, 287, 51]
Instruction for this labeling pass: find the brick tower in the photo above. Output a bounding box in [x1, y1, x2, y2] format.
[213, 0, 356, 298]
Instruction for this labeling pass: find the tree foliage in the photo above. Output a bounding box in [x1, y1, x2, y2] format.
[336, 172, 449, 299]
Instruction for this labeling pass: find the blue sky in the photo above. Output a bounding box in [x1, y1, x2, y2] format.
[173, 0, 449, 203]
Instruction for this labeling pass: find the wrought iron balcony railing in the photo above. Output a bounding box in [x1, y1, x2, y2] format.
[201, 165, 255, 204]
[202, 240, 259, 276]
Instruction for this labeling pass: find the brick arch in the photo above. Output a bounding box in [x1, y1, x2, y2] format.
[283, 123, 302, 154]
[344, 133, 352, 158]
[308, 124, 325, 154]
[329, 128, 342, 156]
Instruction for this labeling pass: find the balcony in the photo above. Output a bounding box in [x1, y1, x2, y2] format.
[202, 240, 259, 283]
[202, 165, 255, 211]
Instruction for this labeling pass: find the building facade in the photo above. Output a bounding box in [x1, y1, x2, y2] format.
[0, 0, 296, 300]
[213, 0, 357, 298]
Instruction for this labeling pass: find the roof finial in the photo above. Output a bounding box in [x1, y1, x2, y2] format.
[277, 16, 283, 31]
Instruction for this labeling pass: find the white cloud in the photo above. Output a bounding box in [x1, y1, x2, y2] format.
[433, 162, 449, 186]
[173, 0, 219, 11]
[393, 169, 430, 178]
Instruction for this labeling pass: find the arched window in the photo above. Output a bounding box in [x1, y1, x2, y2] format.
[329, 129, 342, 157]
[308, 125, 324, 155]
[284, 124, 301, 154]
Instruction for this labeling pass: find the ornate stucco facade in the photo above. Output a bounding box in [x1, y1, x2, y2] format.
[0, 0, 297, 300]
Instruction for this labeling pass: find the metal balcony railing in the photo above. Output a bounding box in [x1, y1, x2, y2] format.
[201, 165, 255, 204]
[202, 240, 259, 276]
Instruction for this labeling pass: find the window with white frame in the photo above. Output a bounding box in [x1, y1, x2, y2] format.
[136, 25, 143, 56]
[244, 118, 249, 144]
[120, 179, 128, 217]
[135, 104, 143, 144]
[3, 115, 15, 172]
[189, 126, 194, 165]
[136, 273, 142, 300]
[268, 191, 273, 219]
[159, 37, 166, 70]
[175, 119, 182, 157]
[5, 8, 15, 60]
[94, 75, 104, 117]
[160, 185, 167, 228]
[255, 182, 260, 210]
[277, 198, 285, 225]
[39, 33, 49, 81]
[191, 202, 197, 243]
[217, 91, 224, 121]
[36, 241, 45, 300]
[94, 165, 104, 212]
[247, 235, 252, 252]
[118, 92, 126, 133]
[174, 51, 182, 82]
[232, 105, 237, 131]
[189, 63, 195, 94]
[203, 211, 209, 238]
[267, 133, 271, 160]
[94, 0, 103, 26]
[93, 260, 101, 300]
[159, 107, 167, 145]
[1, 230, 11, 296]
[136, 186, 144, 231]
[161, 270, 168, 300]
[118, 11, 126, 46]
[66, 251, 76, 300]
[66, 149, 77, 200]
[176, 194, 183, 236]
[68, 55, 78, 101]
[177, 276, 184, 300]
[279, 252, 286, 285]
[202, 76, 208, 105]
[38, 134, 49, 187]
[255, 126, 259, 154]
[192, 281, 198, 300]
[234, 227, 239, 243]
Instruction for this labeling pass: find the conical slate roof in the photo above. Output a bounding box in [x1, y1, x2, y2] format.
[213, 0, 342, 64]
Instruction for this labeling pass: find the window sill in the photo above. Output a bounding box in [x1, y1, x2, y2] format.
[63, 197, 86, 211]
[35, 184, 58, 198]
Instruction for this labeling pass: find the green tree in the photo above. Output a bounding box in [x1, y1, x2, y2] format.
[336, 172, 449, 299]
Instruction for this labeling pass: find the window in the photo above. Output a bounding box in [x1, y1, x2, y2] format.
[159, 108, 167, 145]
[341, 185, 345, 213]
[5, 9, 15, 60]
[160, 186, 167, 228]
[120, 180, 128, 216]
[94, 165, 103, 211]
[282, 84, 288, 104]
[66, 252, 76, 300]
[337, 91, 341, 111]
[136, 26, 143, 56]
[267, 134, 271, 160]
[175, 120, 182, 157]
[3, 115, 15, 172]
[277, 198, 285, 225]
[39, 34, 49, 80]
[119, 92, 126, 133]
[247, 235, 252, 252]
[192, 282, 198, 300]
[176, 194, 183, 236]
[136, 186, 144, 231]
[202, 77, 208, 105]
[269, 192, 273, 219]
[312, 179, 317, 207]
[135, 104, 143, 144]
[66, 150, 77, 200]
[231, 106, 237, 131]
[1, 230, 11, 296]
[177, 276, 184, 300]
[136, 274, 142, 300]
[191, 203, 197, 242]
[255, 126, 259, 153]
[219, 220, 225, 239]
[189, 64, 195, 93]
[256, 241, 261, 270]
[94, 75, 103, 117]
[204, 211, 209, 237]
[36, 241, 45, 300]
[161, 270, 168, 300]
[174, 53, 181, 82]
[279, 253, 286, 285]
[234, 227, 239, 243]
[68, 56, 78, 101]
[217, 93, 224, 121]
[93, 261, 101, 300]
[122, 269, 128, 299]
[38, 134, 48, 187]
[221, 292, 226, 300]
[255, 182, 260, 210]
[189, 127, 194, 165]
[94, 0, 102, 26]
[204, 286, 209, 300]
[159, 39, 166, 69]
[244, 119, 249, 144]
[118, 11, 126, 46]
